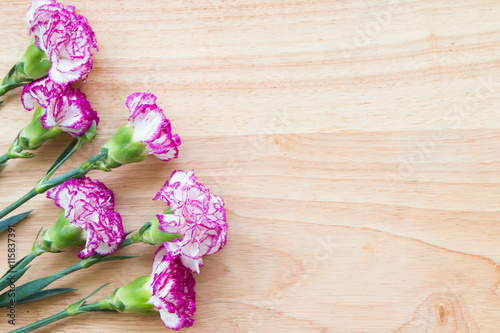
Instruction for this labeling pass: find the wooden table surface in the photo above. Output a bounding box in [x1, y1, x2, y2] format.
[1, 0, 500, 332]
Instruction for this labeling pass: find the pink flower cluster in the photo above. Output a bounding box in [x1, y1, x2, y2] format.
[146, 170, 227, 329]
[22, 77, 99, 137]
[127, 93, 181, 161]
[154, 170, 228, 274]
[47, 177, 125, 259]
[27, 0, 98, 85]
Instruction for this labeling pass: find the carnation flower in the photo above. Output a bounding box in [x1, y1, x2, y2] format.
[98, 247, 196, 330]
[98, 93, 181, 169]
[27, 0, 98, 85]
[154, 170, 227, 274]
[46, 177, 124, 259]
[148, 247, 196, 330]
[21, 77, 99, 137]
[126, 92, 181, 161]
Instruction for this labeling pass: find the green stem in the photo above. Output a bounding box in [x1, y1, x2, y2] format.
[0, 153, 10, 167]
[0, 189, 37, 221]
[35, 151, 108, 193]
[9, 300, 114, 333]
[9, 308, 71, 333]
[9, 251, 37, 273]
[0, 151, 108, 222]
[0, 82, 24, 98]
[42, 139, 81, 182]
[0, 251, 39, 292]
[0, 262, 84, 307]
[0, 251, 138, 307]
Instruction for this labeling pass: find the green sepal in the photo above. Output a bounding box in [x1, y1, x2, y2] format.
[103, 276, 156, 315]
[0, 40, 51, 98]
[7, 107, 62, 159]
[132, 216, 182, 245]
[18, 40, 52, 81]
[94, 125, 148, 170]
[38, 211, 85, 253]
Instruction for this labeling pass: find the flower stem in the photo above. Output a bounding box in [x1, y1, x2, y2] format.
[0, 189, 38, 221]
[0, 262, 83, 308]
[9, 308, 71, 333]
[0, 252, 138, 307]
[41, 138, 81, 182]
[8, 301, 113, 333]
[6, 251, 37, 275]
[0, 151, 108, 223]
[0, 82, 24, 98]
[0, 153, 10, 167]
[0, 251, 38, 292]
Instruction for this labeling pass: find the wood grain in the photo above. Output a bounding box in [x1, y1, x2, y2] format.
[1, 0, 500, 332]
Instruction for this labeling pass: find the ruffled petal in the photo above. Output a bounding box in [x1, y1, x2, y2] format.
[155, 170, 227, 274]
[46, 177, 124, 258]
[23, 77, 98, 137]
[125, 92, 181, 161]
[148, 248, 196, 330]
[28, 1, 98, 85]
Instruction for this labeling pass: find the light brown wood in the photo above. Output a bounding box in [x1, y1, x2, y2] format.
[1, 0, 500, 331]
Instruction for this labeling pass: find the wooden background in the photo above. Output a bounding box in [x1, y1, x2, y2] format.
[1, 0, 500, 332]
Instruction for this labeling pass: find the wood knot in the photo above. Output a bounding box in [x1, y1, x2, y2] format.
[396, 292, 479, 332]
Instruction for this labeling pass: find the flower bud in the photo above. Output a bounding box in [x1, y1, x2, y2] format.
[132, 214, 182, 245]
[95, 125, 148, 170]
[0, 41, 52, 97]
[103, 276, 157, 315]
[36, 211, 85, 253]
[8, 106, 62, 158]
[18, 40, 53, 81]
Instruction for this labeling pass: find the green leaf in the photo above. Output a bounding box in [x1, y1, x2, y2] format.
[16, 288, 77, 305]
[0, 273, 56, 307]
[0, 266, 30, 291]
[45, 138, 79, 176]
[81, 254, 140, 268]
[0, 210, 32, 234]
[68, 282, 111, 316]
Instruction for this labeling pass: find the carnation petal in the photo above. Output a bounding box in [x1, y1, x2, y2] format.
[46, 177, 124, 258]
[125, 92, 181, 162]
[28, 1, 98, 85]
[149, 248, 196, 330]
[24, 77, 98, 137]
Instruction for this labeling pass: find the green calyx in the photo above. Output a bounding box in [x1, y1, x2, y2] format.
[8, 107, 62, 159]
[79, 120, 98, 145]
[102, 276, 157, 315]
[94, 125, 148, 171]
[0, 40, 51, 96]
[35, 211, 85, 254]
[132, 212, 182, 245]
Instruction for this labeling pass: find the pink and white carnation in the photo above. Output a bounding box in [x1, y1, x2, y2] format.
[22, 77, 99, 137]
[148, 247, 196, 330]
[26, 0, 98, 85]
[47, 176, 124, 259]
[154, 170, 227, 274]
[127, 92, 181, 161]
